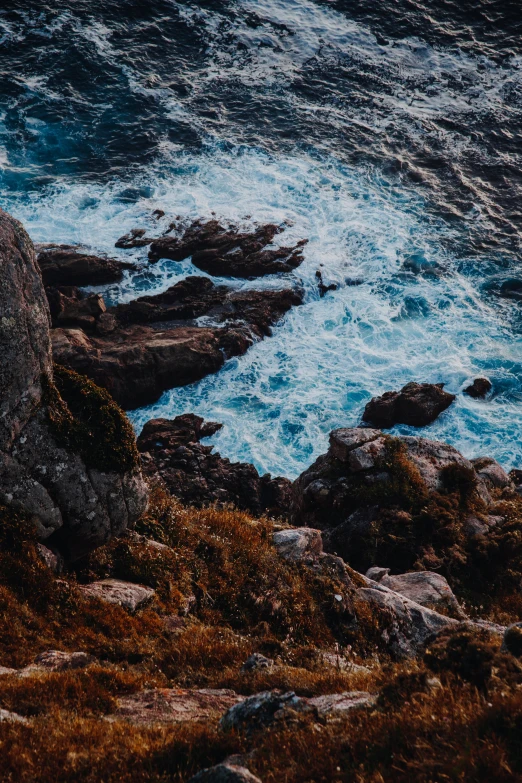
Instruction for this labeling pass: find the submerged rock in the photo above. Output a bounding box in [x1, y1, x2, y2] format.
[149, 219, 307, 278]
[138, 415, 294, 516]
[0, 209, 148, 561]
[115, 228, 152, 249]
[362, 382, 455, 428]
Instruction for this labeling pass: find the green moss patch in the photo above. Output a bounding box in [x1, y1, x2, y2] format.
[44, 364, 139, 474]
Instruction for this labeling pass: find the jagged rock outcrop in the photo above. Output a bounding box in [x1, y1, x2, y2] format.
[138, 415, 294, 516]
[148, 219, 307, 278]
[52, 277, 303, 409]
[362, 382, 455, 428]
[0, 209, 148, 560]
[292, 427, 515, 588]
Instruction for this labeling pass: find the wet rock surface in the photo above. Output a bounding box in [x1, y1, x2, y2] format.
[464, 377, 492, 398]
[148, 219, 307, 278]
[36, 244, 133, 286]
[362, 382, 456, 428]
[52, 277, 303, 409]
[138, 415, 294, 516]
[0, 209, 148, 561]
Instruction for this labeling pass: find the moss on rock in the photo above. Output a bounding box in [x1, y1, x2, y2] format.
[44, 364, 139, 474]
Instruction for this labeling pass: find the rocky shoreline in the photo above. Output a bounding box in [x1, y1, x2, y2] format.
[1, 207, 522, 783]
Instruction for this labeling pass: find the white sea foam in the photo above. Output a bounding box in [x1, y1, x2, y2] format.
[8, 143, 522, 477]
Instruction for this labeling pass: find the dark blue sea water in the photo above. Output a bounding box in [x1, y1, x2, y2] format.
[1, 0, 522, 477]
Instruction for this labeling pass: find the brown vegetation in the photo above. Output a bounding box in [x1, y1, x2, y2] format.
[1, 478, 522, 781]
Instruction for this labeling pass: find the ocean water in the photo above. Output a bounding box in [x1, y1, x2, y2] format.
[1, 0, 522, 478]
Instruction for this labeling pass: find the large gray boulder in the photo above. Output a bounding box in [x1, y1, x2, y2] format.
[0, 209, 148, 560]
[365, 568, 466, 619]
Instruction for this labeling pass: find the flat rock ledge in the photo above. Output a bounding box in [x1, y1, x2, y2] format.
[111, 688, 242, 725]
[0, 709, 29, 724]
[78, 580, 155, 612]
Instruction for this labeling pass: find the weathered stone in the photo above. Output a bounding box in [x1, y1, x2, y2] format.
[329, 428, 382, 462]
[308, 691, 377, 715]
[241, 654, 274, 673]
[356, 582, 458, 658]
[272, 528, 323, 561]
[79, 580, 155, 612]
[464, 378, 492, 398]
[220, 691, 313, 734]
[502, 623, 522, 657]
[0, 709, 29, 724]
[36, 543, 64, 575]
[471, 457, 511, 489]
[0, 209, 148, 560]
[20, 650, 95, 676]
[188, 764, 262, 783]
[113, 688, 242, 725]
[367, 569, 466, 619]
[362, 382, 455, 428]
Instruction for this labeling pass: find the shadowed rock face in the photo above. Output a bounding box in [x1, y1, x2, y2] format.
[0, 210, 148, 561]
[138, 415, 294, 516]
[362, 382, 456, 428]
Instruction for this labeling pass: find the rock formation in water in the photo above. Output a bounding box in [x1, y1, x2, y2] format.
[362, 382, 456, 428]
[148, 219, 308, 277]
[0, 209, 148, 560]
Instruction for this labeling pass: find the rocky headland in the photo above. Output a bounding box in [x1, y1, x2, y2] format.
[1, 208, 522, 783]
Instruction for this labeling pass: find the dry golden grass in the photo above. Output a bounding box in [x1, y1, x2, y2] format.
[1, 486, 522, 782]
